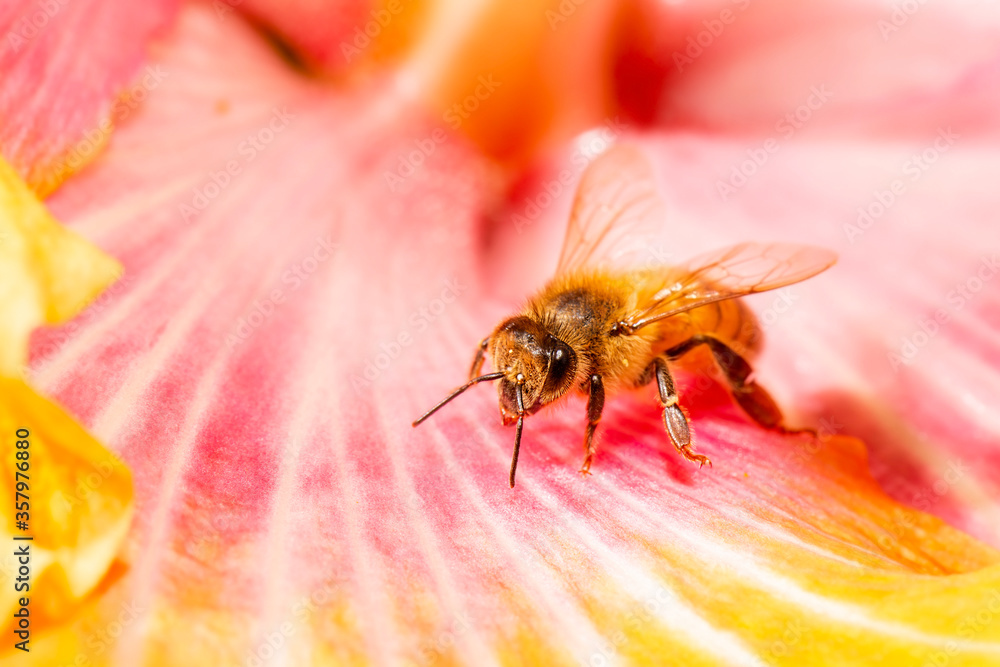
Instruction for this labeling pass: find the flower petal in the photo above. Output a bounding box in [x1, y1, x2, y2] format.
[232, 0, 417, 73]
[1, 378, 132, 624]
[629, 0, 1000, 139]
[0, 156, 121, 377]
[398, 0, 622, 164]
[239, 0, 625, 165]
[0, 158, 131, 655]
[0, 0, 177, 193]
[28, 4, 1000, 665]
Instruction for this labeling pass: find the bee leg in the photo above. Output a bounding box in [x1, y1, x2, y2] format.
[653, 357, 711, 467]
[634, 359, 657, 388]
[666, 335, 797, 434]
[468, 337, 490, 380]
[580, 374, 605, 476]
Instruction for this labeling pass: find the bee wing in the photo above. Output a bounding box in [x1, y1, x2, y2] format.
[628, 243, 838, 331]
[555, 144, 669, 275]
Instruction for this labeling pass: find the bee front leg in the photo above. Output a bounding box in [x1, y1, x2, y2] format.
[580, 374, 605, 476]
[653, 357, 711, 468]
[468, 337, 490, 380]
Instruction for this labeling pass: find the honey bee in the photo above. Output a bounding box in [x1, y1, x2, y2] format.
[413, 144, 836, 487]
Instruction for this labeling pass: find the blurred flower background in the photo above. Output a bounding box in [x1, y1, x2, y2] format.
[2, 0, 1000, 665]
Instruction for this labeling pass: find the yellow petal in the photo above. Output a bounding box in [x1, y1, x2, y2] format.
[0, 156, 121, 377]
[0, 154, 130, 655]
[0, 378, 133, 635]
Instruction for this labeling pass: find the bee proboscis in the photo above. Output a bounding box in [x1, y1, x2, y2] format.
[414, 144, 837, 487]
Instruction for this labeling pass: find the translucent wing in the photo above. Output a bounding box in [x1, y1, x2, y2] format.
[626, 243, 838, 331]
[555, 143, 668, 275]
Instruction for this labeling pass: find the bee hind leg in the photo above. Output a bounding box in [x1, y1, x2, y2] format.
[580, 374, 604, 476]
[666, 335, 810, 436]
[652, 357, 711, 467]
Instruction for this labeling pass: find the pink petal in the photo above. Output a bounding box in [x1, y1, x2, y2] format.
[0, 0, 177, 193]
[236, 0, 625, 165]
[232, 0, 378, 72]
[621, 0, 1000, 141]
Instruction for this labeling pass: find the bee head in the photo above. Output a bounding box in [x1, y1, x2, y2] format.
[491, 316, 577, 424]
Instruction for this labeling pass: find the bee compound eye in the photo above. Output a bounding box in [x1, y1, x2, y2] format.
[544, 340, 575, 394]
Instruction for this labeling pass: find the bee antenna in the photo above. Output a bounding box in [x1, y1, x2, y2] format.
[509, 376, 526, 488]
[412, 372, 505, 427]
